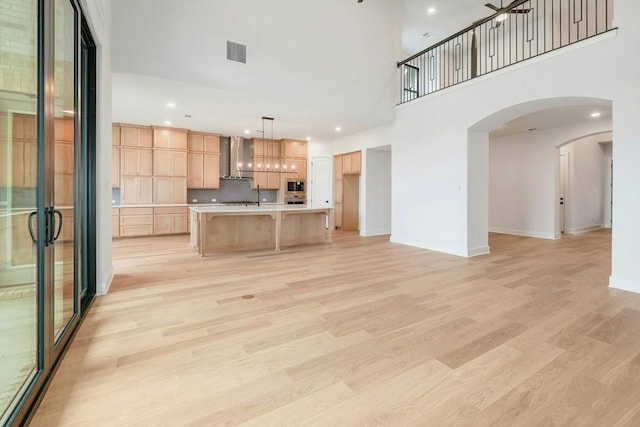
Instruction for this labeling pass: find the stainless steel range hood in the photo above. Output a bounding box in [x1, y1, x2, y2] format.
[220, 136, 253, 179]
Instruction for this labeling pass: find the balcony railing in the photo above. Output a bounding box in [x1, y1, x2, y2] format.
[397, 0, 614, 104]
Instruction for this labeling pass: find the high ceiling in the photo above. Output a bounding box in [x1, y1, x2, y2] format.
[112, 1, 594, 142]
[111, 0, 403, 141]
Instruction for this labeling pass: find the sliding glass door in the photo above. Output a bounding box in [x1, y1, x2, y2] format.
[0, 0, 41, 423]
[0, 0, 96, 424]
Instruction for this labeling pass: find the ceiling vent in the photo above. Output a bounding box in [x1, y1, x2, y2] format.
[226, 41, 247, 64]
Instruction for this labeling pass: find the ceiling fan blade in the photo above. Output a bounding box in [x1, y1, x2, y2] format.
[485, 3, 501, 11]
[508, 8, 532, 13]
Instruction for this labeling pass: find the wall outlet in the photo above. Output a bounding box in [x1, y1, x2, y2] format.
[262, 198, 267, 202]
[211, 198, 216, 202]
[192, 198, 198, 203]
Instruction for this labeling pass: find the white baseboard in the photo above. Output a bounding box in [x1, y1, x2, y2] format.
[361, 228, 391, 237]
[566, 225, 603, 235]
[609, 276, 640, 294]
[489, 227, 557, 240]
[98, 264, 114, 296]
[467, 246, 490, 257]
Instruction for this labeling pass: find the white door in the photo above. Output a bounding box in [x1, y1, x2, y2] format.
[311, 157, 331, 207]
[560, 153, 568, 233]
[604, 157, 613, 228]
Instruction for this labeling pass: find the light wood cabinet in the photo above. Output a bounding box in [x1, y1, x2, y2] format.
[112, 124, 121, 146]
[289, 158, 306, 180]
[251, 156, 282, 190]
[187, 132, 220, 189]
[121, 125, 153, 148]
[12, 114, 36, 140]
[12, 140, 37, 187]
[188, 132, 219, 153]
[187, 153, 220, 189]
[54, 117, 74, 142]
[334, 155, 343, 179]
[187, 152, 203, 189]
[121, 148, 153, 176]
[55, 142, 74, 173]
[154, 207, 188, 235]
[153, 149, 187, 177]
[254, 139, 281, 158]
[153, 127, 188, 150]
[153, 177, 187, 204]
[112, 208, 120, 238]
[112, 147, 120, 187]
[57, 208, 74, 242]
[333, 151, 360, 230]
[54, 173, 74, 206]
[283, 139, 307, 158]
[121, 176, 153, 204]
[120, 207, 154, 237]
[343, 151, 361, 174]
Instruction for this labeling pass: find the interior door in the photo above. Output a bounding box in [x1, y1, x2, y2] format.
[559, 153, 568, 234]
[311, 157, 331, 207]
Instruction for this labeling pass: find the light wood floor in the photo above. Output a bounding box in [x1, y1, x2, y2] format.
[30, 230, 640, 426]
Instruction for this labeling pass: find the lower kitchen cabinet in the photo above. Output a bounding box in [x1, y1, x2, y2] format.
[153, 207, 188, 235]
[119, 207, 154, 237]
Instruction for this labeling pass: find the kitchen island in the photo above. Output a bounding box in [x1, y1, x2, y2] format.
[189, 205, 334, 255]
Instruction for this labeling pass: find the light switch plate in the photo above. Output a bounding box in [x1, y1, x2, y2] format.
[211, 198, 216, 202]
[192, 199, 198, 203]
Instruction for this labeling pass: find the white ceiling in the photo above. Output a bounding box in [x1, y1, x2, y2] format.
[489, 103, 613, 137]
[111, 0, 403, 141]
[111, 1, 599, 142]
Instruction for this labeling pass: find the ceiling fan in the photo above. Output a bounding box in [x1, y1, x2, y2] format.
[485, 0, 531, 15]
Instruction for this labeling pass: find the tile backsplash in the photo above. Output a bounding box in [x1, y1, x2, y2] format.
[188, 179, 277, 204]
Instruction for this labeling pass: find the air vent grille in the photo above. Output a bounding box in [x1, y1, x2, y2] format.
[226, 41, 247, 64]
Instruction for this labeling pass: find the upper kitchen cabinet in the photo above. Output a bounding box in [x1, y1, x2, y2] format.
[121, 147, 153, 176]
[153, 149, 187, 177]
[121, 124, 153, 148]
[187, 132, 220, 189]
[342, 151, 361, 174]
[188, 132, 220, 153]
[254, 138, 281, 158]
[153, 127, 188, 150]
[283, 139, 307, 159]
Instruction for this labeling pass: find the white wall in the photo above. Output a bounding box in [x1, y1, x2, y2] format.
[363, 148, 391, 236]
[489, 124, 611, 239]
[561, 133, 611, 233]
[332, 0, 640, 293]
[79, 0, 112, 295]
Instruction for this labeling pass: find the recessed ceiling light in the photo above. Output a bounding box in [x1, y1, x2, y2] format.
[590, 111, 601, 118]
[427, 7, 436, 15]
[164, 120, 171, 126]
[306, 137, 312, 141]
[184, 114, 192, 118]
[244, 129, 251, 135]
[422, 32, 432, 38]
[335, 126, 342, 132]
[527, 127, 537, 131]
[167, 102, 176, 108]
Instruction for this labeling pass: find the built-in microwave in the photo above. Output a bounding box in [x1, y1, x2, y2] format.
[286, 180, 305, 193]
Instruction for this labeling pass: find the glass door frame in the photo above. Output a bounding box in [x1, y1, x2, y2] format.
[5, 0, 97, 424]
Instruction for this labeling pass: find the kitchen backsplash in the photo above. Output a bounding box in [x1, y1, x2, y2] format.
[112, 188, 120, 205]
[111, 179, 277, 205]
[188, 179, 277, 204]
